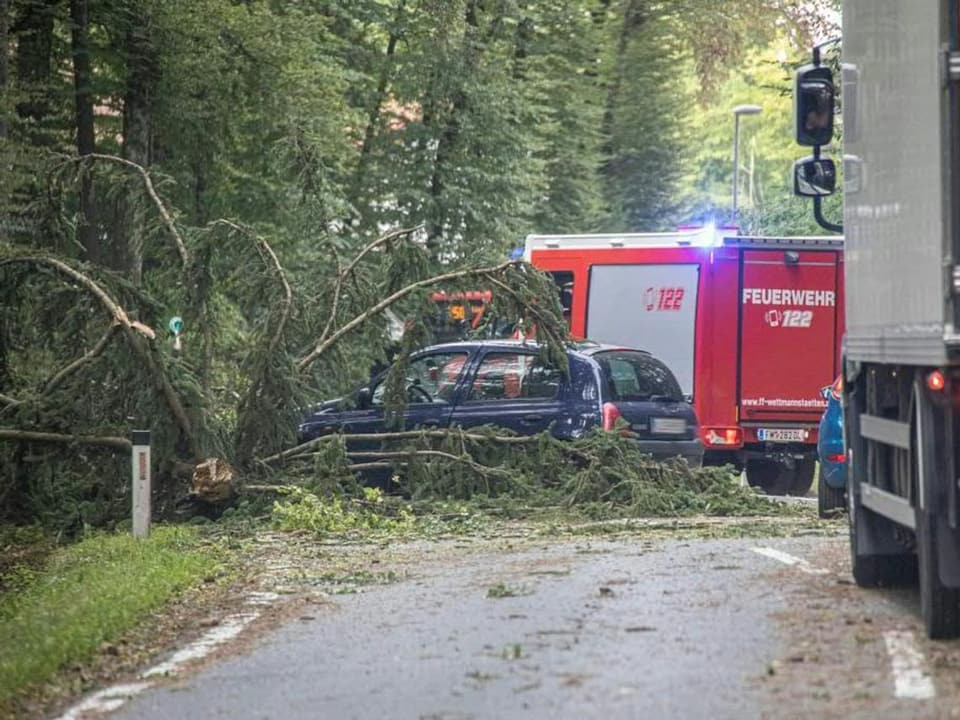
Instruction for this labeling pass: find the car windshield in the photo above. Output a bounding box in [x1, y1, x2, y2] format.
[594, 350, 683, 402]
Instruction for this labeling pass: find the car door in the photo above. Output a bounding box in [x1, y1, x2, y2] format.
[339, 350, 471, 439]
[449, 350, 568, 436]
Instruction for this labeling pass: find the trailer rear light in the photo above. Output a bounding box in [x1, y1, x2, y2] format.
[602, 402, 621, 431]
[927, 370, 946, 392]
[703, 427, 743, 447]
[826, 453, 846, 463]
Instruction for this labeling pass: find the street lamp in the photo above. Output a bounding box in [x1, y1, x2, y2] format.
[732, 104, 763, 219]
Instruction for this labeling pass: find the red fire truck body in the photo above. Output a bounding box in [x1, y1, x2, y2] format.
[525, 229, 844, 494]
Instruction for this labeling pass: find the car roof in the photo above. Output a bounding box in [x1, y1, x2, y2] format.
[416, 339, 652, 357]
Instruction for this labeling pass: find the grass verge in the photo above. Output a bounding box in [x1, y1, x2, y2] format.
[0, 525, 222, 710]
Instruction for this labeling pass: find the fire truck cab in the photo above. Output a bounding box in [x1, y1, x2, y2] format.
[526, 227, 844, 495]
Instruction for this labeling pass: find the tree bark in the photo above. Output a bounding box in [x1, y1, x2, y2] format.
[351, 0, 406, 204]
[0, 428, 132, 449]
[425, 0, 481, 256]
[114, 8, 159, 283]
[0, 0, 9, 139]
[70, 0, 98, 257]
[13, 0, 58, 146]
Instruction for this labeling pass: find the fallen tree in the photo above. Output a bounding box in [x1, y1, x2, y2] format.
[0, 153, 570, 529]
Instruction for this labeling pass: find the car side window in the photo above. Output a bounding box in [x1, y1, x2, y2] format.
[468, 353, 562, 401]
[371, 352, 468, 406]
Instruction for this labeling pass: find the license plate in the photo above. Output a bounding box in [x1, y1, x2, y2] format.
[757, 428, 807, 442]
[651, 417, 687, 435]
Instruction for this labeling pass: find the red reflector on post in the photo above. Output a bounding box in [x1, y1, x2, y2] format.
[927, 371, 946, 392]
[602, 402, 621, 431]
[703, 427, 743, 447]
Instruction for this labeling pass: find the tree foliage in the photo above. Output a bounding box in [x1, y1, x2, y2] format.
[0, 0, 839, 529]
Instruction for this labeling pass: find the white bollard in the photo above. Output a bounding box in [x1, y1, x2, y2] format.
[132, 430, 151, 538]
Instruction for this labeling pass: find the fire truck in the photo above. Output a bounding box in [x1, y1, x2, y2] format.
[526, 227, 844, 495]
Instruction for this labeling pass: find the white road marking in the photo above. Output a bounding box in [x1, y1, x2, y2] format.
[55, 593, 278, 720]
[56, 682, 153, 720]
[141, 611, 259, 678]
[750, 547, 829, 575]
[884, 630, 936, 700]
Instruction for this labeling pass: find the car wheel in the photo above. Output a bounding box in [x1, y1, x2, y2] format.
[786, 457, 816, 496]
[745, 459, 791, 495]
[817, 472, 845, 518]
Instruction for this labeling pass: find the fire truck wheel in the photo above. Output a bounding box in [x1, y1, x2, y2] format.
[787, 457, 816, 496]
[745, 459, 791, 495]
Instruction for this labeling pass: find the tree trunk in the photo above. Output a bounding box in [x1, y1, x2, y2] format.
[0, 0, 9, 139]
[425, 0, 482, 256]
[600, 0, 643, 156]
[115, 12, 158, 284]
[13, 0, 58, 147]
[70, 0, 98, 258]
[351, 0, 406, 203]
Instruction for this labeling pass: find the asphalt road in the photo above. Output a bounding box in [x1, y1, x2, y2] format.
[103, 529, 960, 720]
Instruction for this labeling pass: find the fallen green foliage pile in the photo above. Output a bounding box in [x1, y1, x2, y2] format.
[271, 486, 415, 536]
[270, 426, 800, 536]
[0, 526, 221, 709]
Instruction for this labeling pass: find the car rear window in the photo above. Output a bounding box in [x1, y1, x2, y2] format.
[594, 351, 683, 402]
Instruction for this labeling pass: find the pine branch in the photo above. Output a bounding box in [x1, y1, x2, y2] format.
[319, 224, 424, 345]
[0, 256, 154, 339]
[0, 255, 199, 458]
[297, 258, 516, 372]
[260, 427, 538, 466]
[68, 153, 190, 267]
[0, 428, 131, 449]
[42, 322, 120, 395]
[209, 220, 292, 354]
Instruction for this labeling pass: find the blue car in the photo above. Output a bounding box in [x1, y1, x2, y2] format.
[817, 375, 846, 517]
[297, 340, 704, 479]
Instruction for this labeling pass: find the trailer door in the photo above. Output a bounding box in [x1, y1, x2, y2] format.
[586, 264, 699, 398]
[739, 250, 839, 422]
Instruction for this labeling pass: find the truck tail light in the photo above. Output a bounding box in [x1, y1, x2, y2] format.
[703, 427, 743, 447]
[927, 370, 946, 392]
[602, 402, 621, 431]
[827, 453, 846, 463]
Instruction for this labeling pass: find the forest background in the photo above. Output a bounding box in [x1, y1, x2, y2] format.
[0, 0, 840, 530]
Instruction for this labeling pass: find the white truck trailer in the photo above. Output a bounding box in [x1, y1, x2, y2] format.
[793, 1, 960, 638]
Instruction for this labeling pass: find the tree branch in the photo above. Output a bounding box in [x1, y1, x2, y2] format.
[0, 256, 199, 458]
[0, 392, 20, 408]
[260, 427, 538, 466]
[297, 259, 517, 372]
[42, 322, 120, 395]
[210, 220, 293, 354]
[319, 224, 423, 345]
[0, 428, 131, 449]
[0, 256, 153, 338]
[71, 153, 190, 267]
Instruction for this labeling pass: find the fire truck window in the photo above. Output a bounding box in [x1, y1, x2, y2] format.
[549, 271, 575, 322]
